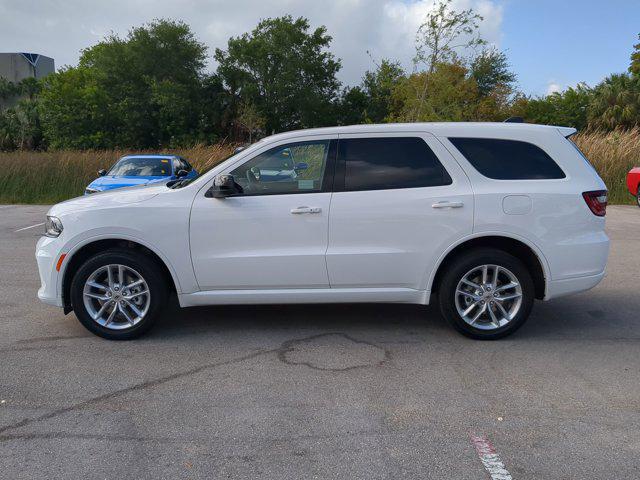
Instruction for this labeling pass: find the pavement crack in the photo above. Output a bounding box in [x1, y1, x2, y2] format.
[277, 332, 390, 372]
[0, 347, 276, 436]
[0, 332, 386, 437]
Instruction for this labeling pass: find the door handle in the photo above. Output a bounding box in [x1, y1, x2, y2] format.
[432, 201, 464, 209]
[290, 206, 322, 214]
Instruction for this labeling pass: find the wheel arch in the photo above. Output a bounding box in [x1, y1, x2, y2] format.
[429, 234, 549, 300]
[60, 236, 180, 313]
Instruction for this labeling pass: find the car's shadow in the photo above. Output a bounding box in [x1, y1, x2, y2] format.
[145, 288, 639, 342]
[152, 298, 450, 339]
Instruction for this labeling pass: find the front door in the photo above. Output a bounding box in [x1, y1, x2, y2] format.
[190, 137, 336, 290]
[326, 133, 474, 291]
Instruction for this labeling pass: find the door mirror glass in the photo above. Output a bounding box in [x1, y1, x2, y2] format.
[294, 162, 308, 172]
[206, 174, 243, 198]
[98, 169, 107, 176]
[176, 169, 188, 178]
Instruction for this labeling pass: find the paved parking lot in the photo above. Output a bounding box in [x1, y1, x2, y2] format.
[1, 204, 639, 479]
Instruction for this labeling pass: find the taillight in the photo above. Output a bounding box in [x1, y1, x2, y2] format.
[582, 190, 607, 216]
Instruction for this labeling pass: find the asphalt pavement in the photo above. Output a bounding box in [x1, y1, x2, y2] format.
[0, 204, 639, 479]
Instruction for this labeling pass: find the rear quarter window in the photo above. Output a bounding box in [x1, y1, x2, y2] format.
[449, 137, 566, 180]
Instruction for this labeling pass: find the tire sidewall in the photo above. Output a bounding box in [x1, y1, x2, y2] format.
[70, 249, 167, 340]
[439, 248, 535, 340]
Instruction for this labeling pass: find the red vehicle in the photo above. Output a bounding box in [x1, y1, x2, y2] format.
[627, 168, 640, 206]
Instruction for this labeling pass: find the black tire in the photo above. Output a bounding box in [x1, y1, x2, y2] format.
[438, 248, 535, 340]
[70, 248, 168, 340]
[636, 189, 640, 208]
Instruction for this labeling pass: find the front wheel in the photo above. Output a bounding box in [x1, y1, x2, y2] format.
[70, 249, 168, 340]
[636, 188, 640, 208]
[438, 248, 535, 340]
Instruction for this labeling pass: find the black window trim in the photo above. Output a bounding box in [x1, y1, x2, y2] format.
[335, 135, 453, 192]
[216, 138, 338, 198]
[448, 136, 567, 181]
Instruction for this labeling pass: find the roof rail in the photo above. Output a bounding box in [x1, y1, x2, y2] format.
[503, 116, 524, 123]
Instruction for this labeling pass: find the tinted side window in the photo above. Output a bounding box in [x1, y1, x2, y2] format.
[449, 138, 565, 180]
[339, 137, 452, 191]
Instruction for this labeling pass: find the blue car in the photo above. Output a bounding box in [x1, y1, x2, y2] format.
[85, 154, 198, 194]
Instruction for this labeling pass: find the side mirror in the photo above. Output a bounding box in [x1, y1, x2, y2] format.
[98, 169, 107, 176]
[294, 162, 308, 172]
[176, 169, 188, 178]
[205, 174, 243, 198]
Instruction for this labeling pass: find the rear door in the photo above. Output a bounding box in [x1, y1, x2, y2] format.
[326, 132, 473, 291]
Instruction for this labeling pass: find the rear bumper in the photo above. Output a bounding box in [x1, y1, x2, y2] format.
[545, 270, 606, 300]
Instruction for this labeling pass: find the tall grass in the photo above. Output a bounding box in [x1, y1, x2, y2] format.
[573, 129, 640, 205]
[0, 130, 638, 204]
[0, 144, 236, 204]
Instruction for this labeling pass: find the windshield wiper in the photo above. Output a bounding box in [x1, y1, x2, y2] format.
[167, 178, 193, 189]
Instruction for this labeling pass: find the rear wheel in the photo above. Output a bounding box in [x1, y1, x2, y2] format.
[70, 249, 167, 340]
[636, 188, 640, 208]
[438, 248, 534, 340]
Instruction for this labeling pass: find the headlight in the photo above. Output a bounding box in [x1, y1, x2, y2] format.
[85, 188, 99, 194]
[45, 216, 63, 237]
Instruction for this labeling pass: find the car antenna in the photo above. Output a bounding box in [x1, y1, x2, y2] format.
[503, 116, 524, 123]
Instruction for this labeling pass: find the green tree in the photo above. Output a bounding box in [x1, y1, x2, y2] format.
[629, 33, 640, 77]
[511, 83, 592, 130]
[215, 15, 342, 133]
[389, 62, 479, 122]
[236, 100, 266, 142]
[337, 59, 405, 125]
[39, 66, 112, 149]
[336, 86, 369, 125]
[588, 74, 640, 130]
[40, 19, 209, 149]
[361, 59, 406, 122]
[470, 48, 516, 97]
[408, 0, 486, 121]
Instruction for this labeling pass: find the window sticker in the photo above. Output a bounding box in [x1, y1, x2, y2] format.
[298, 179, 315, 190]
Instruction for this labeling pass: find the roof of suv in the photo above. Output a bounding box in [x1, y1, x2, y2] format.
[261, 122, 577, 143]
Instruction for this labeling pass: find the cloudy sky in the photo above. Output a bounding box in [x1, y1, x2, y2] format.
[0, 0, 638, 96]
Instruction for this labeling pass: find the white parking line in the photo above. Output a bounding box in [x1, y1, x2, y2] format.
[470, 433, 513, 480]
[15, 222, 44, 232]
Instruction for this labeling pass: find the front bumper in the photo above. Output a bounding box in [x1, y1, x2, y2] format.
[36, 235, 64, 307]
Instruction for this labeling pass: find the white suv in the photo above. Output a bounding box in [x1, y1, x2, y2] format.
[36, 123, 609, 340]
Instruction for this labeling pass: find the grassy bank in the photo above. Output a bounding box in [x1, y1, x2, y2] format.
[0, 130, 638, 204]
[573, 129, 640, 205]
[0, 144, 236, 204]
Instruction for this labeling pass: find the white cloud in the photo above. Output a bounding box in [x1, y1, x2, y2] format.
[546, 81, 563, 95]
[0, 0, 503, 86]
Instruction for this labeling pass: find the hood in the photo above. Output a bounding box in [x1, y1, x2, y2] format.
[50, 182, 167, 216]
[87, 175, 169, 191]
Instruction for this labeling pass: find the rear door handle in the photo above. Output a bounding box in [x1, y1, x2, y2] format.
[290, 206, 322, 214]
[432, 201, 464, 209]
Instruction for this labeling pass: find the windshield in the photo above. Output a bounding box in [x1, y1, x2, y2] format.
[108, 157, 172, 177]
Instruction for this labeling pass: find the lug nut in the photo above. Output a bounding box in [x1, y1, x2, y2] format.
[493, 293, 498, 297]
